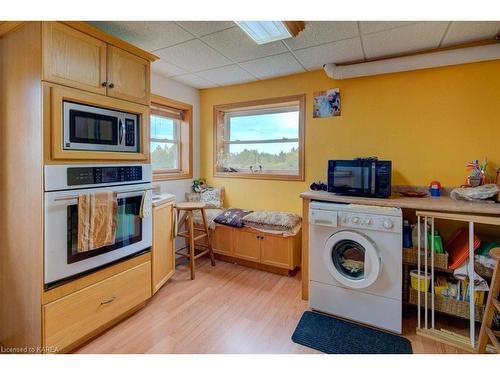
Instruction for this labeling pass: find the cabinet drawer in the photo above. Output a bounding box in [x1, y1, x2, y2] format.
[43, 261, 151, 351]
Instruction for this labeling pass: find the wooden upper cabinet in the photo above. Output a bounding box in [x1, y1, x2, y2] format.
[42, 22, 107, 95]
[107, 46, 150, 105]
[42, 22, 152, 105]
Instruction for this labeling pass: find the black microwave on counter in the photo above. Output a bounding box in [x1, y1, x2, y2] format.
[327, 159, 392, 198]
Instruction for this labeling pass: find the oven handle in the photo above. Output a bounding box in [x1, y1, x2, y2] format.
[53, 187, 154, 202]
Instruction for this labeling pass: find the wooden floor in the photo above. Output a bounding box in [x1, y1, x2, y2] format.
[76, 258, 469, 354]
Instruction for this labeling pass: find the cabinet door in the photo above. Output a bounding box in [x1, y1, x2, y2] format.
[152, 202, 174, 294]
[233, 229, 261, 263]
[42, 22, 107, 95]
[107, 46, 150, 105]
[211, 225, 233, 256]
[261, 235, 293, 269]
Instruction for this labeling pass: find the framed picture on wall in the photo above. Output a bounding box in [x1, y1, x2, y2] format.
[313, 88, 340, 118]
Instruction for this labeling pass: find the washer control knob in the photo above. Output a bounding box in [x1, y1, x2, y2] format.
[383, 219, 394, 229]
[352, 216, 360, 224]
[364, 217, 372, 225]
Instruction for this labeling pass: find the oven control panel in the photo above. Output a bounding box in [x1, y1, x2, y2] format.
[67, 166, 143, 186]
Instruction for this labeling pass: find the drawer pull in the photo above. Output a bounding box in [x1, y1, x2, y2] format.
[100, 296, 116, 306]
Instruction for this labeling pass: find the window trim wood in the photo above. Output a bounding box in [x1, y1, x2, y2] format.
[151, 94, 193, 181]
[213, 94, 305, 181]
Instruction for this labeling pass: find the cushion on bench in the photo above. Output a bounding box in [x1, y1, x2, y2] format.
[214, 208, 253, 228]
[242, 211, 301, 232]
[186, 187, 224, 208]
[192, 208, 225, 230]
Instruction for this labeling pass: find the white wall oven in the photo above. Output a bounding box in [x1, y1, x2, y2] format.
[44, 164, 152, 288]
[63, 101, 139, 152]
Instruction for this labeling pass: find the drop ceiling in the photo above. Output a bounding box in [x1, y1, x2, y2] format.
[88, 21, 500, 89]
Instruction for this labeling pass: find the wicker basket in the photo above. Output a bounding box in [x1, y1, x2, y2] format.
[408, 287, 485, 322]
[403, 247, 449, 270]
[403, 247, 493, 278]
[474, 261, 493, 278]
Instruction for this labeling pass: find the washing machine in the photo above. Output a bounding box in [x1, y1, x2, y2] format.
[309, 201, 403, 333]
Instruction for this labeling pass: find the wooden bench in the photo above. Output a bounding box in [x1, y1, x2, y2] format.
[196, 224, 301, 276]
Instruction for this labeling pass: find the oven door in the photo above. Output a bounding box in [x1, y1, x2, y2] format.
[44, 183, 152, 287]
[328, 160, 374, 196]
[63, 101, 139, 152]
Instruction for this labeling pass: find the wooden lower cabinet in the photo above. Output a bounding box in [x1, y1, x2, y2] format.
[261, 234, 300, 269]
[210, 226, 301, 271]
[152, 201, 175, 294]
[211, 224, 233, 256]
[43, 261, 151, 352]
[233, 228, 261, 262]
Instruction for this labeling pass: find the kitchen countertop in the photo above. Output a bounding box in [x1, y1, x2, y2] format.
[300, 190, 500, 215]
[152, 192, 176, 207]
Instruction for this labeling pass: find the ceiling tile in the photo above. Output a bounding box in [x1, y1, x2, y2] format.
[284, 21, 359, 50]
[172, 74, 218, 89]
[362, 21, 449, 59]
[441, 21, 500, 46]
[155, 39, 232, 72]
[240, 53, 305, 80]
[195, 65, 255, 86]
[88, 21, 194, 51]
[175, 21, 235, 37]
[294, 37, 364, 70]
[360, 21, 418, 34]
[151, 60, 187, 77]
[202, 26, 288, 63]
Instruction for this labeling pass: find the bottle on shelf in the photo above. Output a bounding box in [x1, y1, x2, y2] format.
[403, 220, 413, 248]
[428, 230, 444, 253]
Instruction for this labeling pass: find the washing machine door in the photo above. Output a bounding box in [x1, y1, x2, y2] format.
[324, 230, 381, 289]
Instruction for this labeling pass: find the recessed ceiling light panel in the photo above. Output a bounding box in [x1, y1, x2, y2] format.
[236, 21, 304, 45]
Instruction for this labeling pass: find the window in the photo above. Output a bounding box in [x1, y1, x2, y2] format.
[150, 95, 192, 181]
[214, 95, 305, 181]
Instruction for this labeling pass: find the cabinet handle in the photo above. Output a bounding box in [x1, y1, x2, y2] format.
[101, 81, 107, 87]
[100, 296, 116, 305]
[108, 83, 114, 88]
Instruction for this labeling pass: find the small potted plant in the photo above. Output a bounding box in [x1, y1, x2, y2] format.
[192, 178, 207, 193]
[466, 159, 488, 187]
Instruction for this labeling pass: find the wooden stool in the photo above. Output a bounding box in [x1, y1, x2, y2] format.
[477, 247, 500, 353]
[174, 202, 215, 280]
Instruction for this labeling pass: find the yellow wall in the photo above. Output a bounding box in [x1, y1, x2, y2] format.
[200, 60, 500, 214]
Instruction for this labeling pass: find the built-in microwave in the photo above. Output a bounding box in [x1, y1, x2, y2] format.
[327, 159, 392, 198]
[63, 101, 139, 152]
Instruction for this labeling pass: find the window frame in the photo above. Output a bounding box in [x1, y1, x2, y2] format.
[150, 94, 193, 181]
[213, 94, 305, 181]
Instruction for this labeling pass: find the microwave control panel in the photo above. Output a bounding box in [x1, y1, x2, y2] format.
[67, 166, 143, 186]
[125, 119, 136, 147]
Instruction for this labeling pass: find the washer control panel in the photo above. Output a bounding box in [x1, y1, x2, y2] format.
[337, 212, 401, 233]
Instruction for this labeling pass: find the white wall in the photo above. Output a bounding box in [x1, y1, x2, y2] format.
[150, 73, 200, 202]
